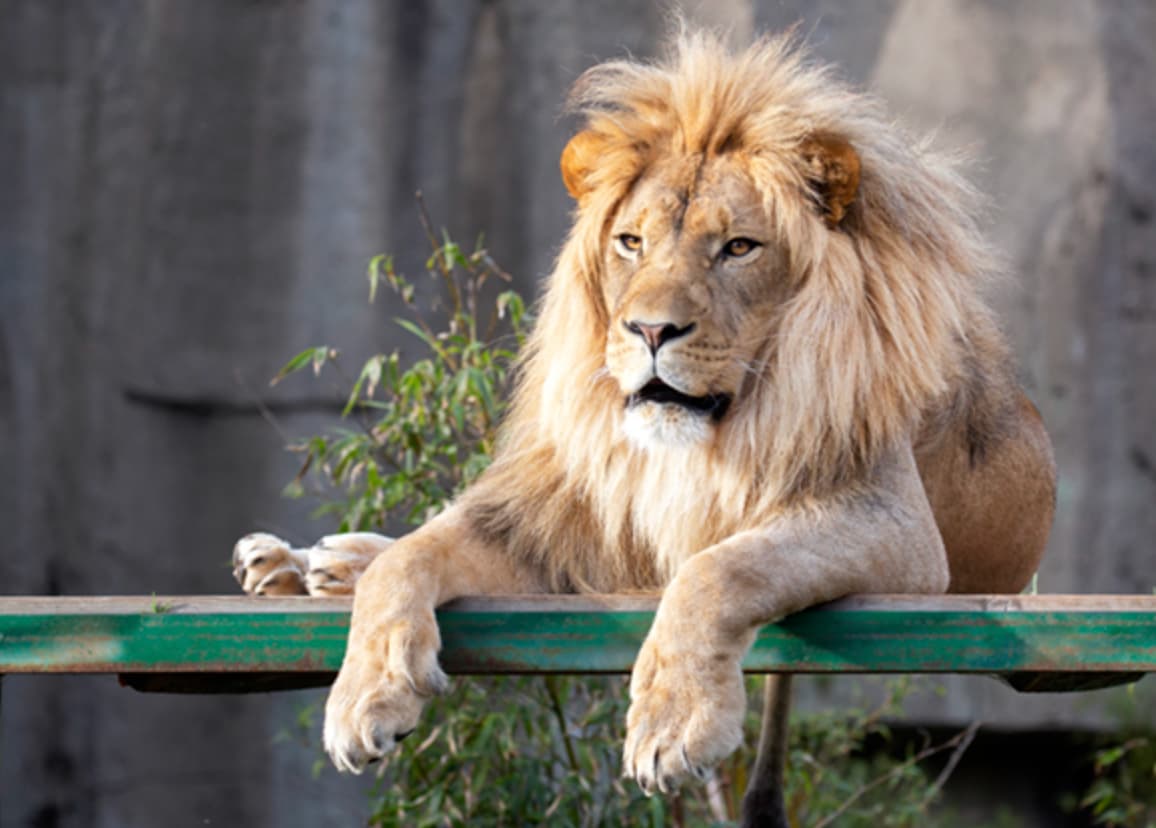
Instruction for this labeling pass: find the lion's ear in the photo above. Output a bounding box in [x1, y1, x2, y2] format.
[801, 132, 861, 227]
[560, 130, 604, 201]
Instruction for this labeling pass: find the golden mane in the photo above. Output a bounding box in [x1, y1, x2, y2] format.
[462, 29, 1011, 591]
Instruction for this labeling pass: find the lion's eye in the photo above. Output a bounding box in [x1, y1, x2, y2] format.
[722, 237, 760, 258]
[616, 234, 643, 255]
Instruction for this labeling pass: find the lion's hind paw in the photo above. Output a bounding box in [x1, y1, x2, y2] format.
[233, 531, 392, 597]
[232, 532, 308, 596]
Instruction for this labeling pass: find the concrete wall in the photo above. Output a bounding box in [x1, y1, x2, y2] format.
[2, 1, 1153, 825]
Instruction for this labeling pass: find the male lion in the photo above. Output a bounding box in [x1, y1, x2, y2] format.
[234, 29, 1055, 824]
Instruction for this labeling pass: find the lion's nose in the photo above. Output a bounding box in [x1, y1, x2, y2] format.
[624, 320, 696, 354]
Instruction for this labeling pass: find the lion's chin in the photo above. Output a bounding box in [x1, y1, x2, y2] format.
[622, 401, 714, 451]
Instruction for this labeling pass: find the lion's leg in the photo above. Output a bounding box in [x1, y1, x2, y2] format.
[232, 532, 394, 597]
[623, 444, 949, 793]
[919, 391, 1057, 594]
[322, 504, 548, 773]
[729, 397, 1056, 818]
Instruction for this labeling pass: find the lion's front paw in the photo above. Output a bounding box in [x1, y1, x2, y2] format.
[623, 637, 746, 795]
[232, 533, 307, 595]
[323, 611, 449, 773]
[305, 533, 394, 596]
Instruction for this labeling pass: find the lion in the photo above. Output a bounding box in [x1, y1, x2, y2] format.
[233, 29, 1055, 825]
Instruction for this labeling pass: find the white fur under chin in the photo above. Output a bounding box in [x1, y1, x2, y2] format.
[622, 402, 713, 450]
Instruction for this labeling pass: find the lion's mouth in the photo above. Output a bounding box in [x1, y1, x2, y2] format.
[626, 380, 732, 421]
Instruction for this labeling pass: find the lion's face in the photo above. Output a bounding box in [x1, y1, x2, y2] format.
[601, 155, 787, 448]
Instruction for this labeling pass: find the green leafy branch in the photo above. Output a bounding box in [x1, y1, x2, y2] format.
[273, 200, 529, 532]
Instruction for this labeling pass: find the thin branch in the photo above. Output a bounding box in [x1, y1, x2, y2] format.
[404, 190, 453, 347]
[232, 367, 293, 444]
[325, 355, 380, 438]
[812, 722, 982, 828]
[924, 720, 982, 802]
[544, 677, 580, 771]
[415, 190, 464, 322]
[414, 189, 441, 254]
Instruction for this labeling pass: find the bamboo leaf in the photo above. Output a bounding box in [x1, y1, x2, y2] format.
[367, 254, 392, 303]
[394, 317, 433, 346]
[271, 345, 334, 385]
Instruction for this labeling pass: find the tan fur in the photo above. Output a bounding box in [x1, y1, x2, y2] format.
[237, 29, 1055, 798]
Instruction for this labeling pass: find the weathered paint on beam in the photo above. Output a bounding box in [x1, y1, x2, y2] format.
[0, 595, 1153, 693]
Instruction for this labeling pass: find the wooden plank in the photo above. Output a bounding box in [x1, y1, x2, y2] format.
[3, 593, 1156, 614]
[0, 596, 1154, 690]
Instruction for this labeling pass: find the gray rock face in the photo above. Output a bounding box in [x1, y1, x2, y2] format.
[2, 2, 1153, 825]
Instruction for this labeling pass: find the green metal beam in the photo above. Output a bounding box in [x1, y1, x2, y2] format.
[0, 595, 1153, 694]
